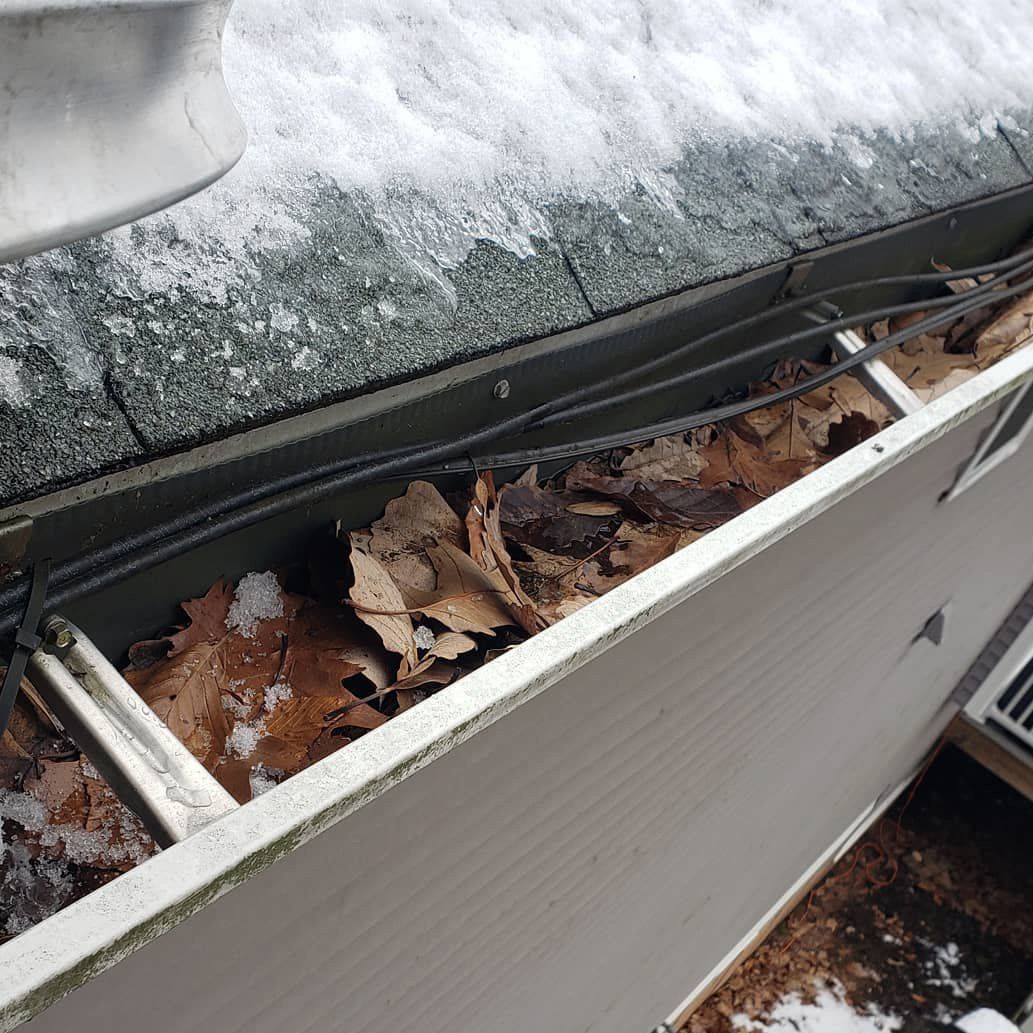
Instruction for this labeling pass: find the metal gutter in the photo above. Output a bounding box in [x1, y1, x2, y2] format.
[2, 339, 1032, 1031]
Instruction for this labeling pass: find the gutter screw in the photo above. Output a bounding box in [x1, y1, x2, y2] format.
[493, 379, 511, 400]
[45, 620, 74, 650]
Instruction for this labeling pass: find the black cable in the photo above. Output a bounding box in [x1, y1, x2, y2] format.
[525, 246, 1033, 425]
[455, 273, 1033, 468]
[0, 280, 981, 622]
[0, 252, 1029, 637]
[530, 253, 1033, 431]
[0, 558, 50, 738]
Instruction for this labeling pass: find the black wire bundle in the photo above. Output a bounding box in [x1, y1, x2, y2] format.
[2, 244, 1033, 643]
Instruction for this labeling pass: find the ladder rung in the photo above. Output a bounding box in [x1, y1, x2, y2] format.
[831, 329, 924, 419]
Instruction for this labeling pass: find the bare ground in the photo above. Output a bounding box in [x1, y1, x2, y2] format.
[680, 742, 1033, 1031]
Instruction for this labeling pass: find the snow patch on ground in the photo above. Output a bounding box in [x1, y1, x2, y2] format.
[104, 0, 1033, 303]
[921, 939, 980, 999]
[732, 983, 901, 1032]
[226, 571, 284, 639]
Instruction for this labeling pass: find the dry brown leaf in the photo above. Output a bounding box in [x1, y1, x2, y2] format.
[695, 428, 738, 487]
[348, 533, 418, 678]
[424, 630, 479, 660]
[975, 292, 1033, 364]
[619, 435, 708, 482]
[881, 337, 979, 403]
[467, 473, 543, 633]
[565, 500, 622, 517]
[580, 522, 688, 594]
[256, 694, 385, 770]
[732, 400, 792, 444]
[127, 579, 235, 668]
[393, 661, 457, 713]
[931, 260, 978, 295]
[825, 412, 882, 456]
[369, 480, 465, 595]
[514, 464, 539, 487]
[565, 463, 741, 528]
[408, 541, 515, 635]
[727, 432, 818, 498]
[280, 605, 394, 694]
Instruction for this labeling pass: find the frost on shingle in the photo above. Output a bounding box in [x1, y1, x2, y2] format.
[0, 355, 26, 408]
[226, 571, 285, 639]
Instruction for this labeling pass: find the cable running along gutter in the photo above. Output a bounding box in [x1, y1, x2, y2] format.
[1, 250, 1032, 647]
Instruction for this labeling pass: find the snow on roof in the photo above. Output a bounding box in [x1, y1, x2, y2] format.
[108, 0, 1033, 304]
[3, 0, 1033, 506]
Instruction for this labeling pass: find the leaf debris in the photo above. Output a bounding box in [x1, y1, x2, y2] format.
[2, 283, 1032, 940]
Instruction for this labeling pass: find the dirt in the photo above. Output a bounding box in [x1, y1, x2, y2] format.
[680, 742, 1033, 1031]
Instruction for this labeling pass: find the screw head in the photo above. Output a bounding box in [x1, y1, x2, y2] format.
[493, 379, 511, 400]
[45, 620, 73, 650]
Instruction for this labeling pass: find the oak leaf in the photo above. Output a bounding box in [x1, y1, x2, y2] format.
[348, 533, 418, 678]
[565, 464, 740, 528]
[619, 435, 708, 482]
[467, 473, 543, 633]
[407, 541, 516, 635]
[369, 480, 465, 595]
[499, 481, 621, 557]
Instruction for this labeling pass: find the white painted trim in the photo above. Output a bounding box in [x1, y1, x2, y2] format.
[663, 766, 920, 1028]
[944, 380, 1033, 501]
[2, 346, 1033, 1031]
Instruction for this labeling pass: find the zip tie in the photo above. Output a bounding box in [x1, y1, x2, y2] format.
[0, 557, 51, 739]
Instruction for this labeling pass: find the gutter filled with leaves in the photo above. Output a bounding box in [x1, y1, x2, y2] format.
[2, 284, 1033, 941]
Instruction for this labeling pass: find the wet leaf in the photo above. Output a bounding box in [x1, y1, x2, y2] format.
[127, 643, 234, 768]
[565, 464, 741, 528]
[500, 481, 621, 557]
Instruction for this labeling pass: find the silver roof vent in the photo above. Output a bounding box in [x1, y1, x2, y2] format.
[0, 0, 246, 263]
